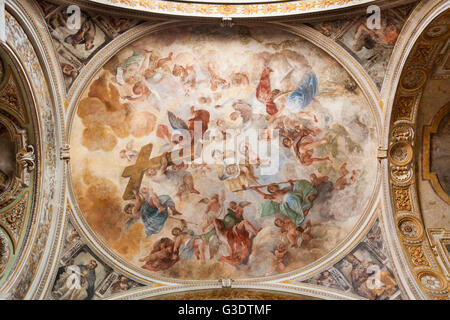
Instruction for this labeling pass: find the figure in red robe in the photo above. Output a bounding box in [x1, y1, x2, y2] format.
[216, 202, 261, 266]
[256, 66, 278, 115]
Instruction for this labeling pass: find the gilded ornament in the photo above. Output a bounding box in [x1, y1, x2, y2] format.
[389, 142, 413, 166]
[393, 187, 412, 212]
[408, 246, 429, 266]
[400, 69, 427, 91]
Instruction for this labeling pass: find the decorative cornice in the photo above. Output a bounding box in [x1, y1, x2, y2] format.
[82, 0, 376, 18]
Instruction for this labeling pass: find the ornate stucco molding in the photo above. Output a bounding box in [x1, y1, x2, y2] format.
[106, 282, 363, 300]
[72, 0, 377, 18]
[0, 0, 66, 300]
[381, 0, 450, 300]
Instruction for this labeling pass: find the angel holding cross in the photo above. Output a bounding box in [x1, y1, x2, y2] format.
[124, 188, 182, 237]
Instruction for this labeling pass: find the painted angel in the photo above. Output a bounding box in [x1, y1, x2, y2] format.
[217, 201, 261, 266]
[119, 140, 138, 163]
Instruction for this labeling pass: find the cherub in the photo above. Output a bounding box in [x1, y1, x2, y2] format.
[172, 64, 188, 81]
[172, 220, 206, 264]
[64, 17, 96, 51]
[191, 163, 211, 176]
[140, 237, 179, 271]
[231, 72, 249, 87]
[154, 52, 173, 69]
[114, 50, 152, 86]
[198, 190, 226, 258]
[146, 154, 200, 200]
[274, 217, 300, 248]
[274, 243, 290, 273]
[283, 127, 331, 166]
[274, 216, 312, 248]
[123, 81, 152, 103]
[65, 229, 80, 246]
[334, 162, 361, 191]
[110, 276, 130, 294]
[207, 62, 228, 91]
[119, 140, 138, 163]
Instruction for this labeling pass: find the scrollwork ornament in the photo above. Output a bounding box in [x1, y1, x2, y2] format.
[393, 187, 413, 212]
[16, 145, 35, 172]
[4, 202, 25, 231]
[408, 246, 430, 267]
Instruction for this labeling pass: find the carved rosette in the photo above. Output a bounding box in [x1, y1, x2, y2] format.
[388, 11, 449, 300]
[389, 124, 415, 185]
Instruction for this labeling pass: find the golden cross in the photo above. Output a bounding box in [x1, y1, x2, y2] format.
[121, 143, 195, 200]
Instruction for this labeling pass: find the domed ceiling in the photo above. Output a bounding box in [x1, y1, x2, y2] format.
[0, 0, 448, 301]
[69, 24, 379, 281]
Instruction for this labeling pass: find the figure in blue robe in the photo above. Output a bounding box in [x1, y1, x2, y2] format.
[286, 71, 318, 112]
[125, 191, 181, 237]
[140, 195, 175, 236]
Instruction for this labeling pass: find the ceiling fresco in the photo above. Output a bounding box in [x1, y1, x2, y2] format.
[0, 0, 448, 301]
[69, 24, 379, 281]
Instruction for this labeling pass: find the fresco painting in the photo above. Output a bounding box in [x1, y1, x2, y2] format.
[51, 221, 142, 300]
[70, 25, 378, 280]
[305, 220, 402, 300]
[307, 3, 418, 89]
[41, 5, 142, 88]
[52, 246, 111, 300]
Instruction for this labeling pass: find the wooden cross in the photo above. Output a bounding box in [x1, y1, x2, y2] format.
[121, 143, 195, 200]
